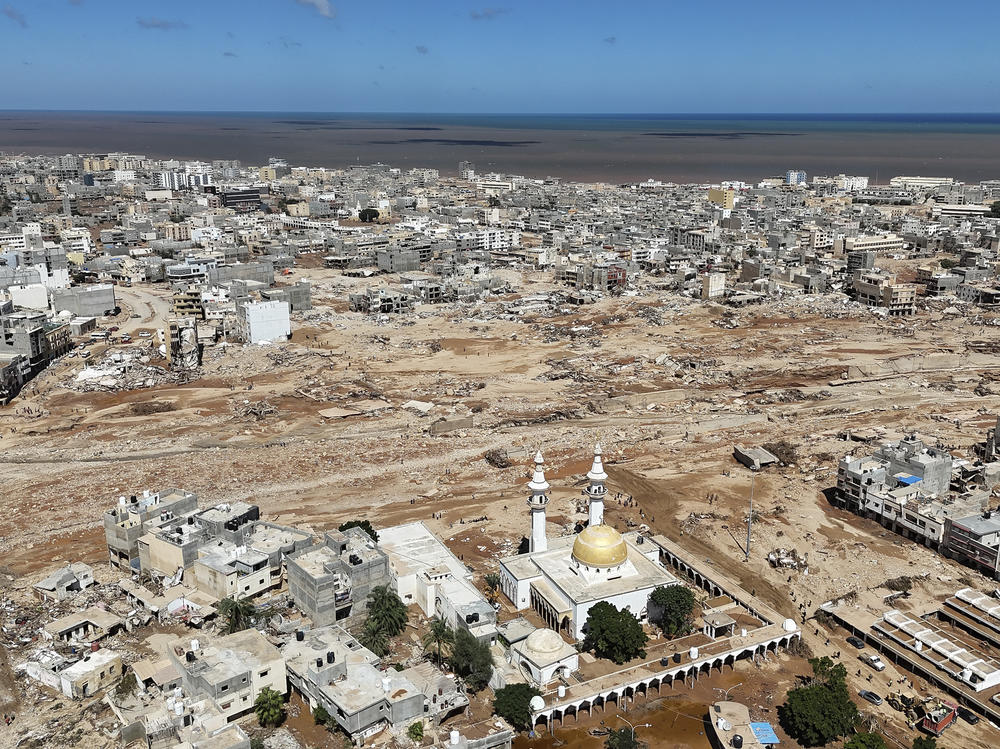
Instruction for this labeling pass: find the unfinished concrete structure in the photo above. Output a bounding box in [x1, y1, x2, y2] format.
[167, 629, 286, 721]
[348, 287, 413, 314]
[283, 625, 466, 743]
[286, 527, 391, 626]
[103, 489, 200, 571]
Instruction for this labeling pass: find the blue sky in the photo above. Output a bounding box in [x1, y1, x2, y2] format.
[3, 0, 998, 112]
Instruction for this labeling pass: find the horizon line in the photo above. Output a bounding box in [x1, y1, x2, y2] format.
[2, 109, 1000, 117]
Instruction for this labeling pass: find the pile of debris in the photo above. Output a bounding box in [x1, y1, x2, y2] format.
[233, 399, 279, 421]
[68, 352, 188, 392]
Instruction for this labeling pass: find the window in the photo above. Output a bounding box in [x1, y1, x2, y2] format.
[221, 685, 229, 692]
[221, 702, 232, 710]
[259, 669, 270, 678]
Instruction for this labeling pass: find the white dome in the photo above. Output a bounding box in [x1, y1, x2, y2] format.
[529, 695, 546, 712]
[524, 628, 565, 655]
[783, 618, 797, 632]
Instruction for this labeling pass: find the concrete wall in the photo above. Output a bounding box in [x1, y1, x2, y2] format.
[51, 284, 117, 317]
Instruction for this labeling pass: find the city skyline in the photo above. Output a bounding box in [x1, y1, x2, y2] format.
[3, 0, 999, 113]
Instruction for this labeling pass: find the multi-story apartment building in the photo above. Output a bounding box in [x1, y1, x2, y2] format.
[853, 271, 916, 315]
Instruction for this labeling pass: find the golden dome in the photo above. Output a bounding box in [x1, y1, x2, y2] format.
[572, 524, 627, 568]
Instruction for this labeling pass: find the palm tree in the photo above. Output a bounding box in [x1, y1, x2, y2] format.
[366, 585, 408, 637]
[217, 597, 256, 634]
[359, 617, 389, 657]
[422, 616, 455, 665]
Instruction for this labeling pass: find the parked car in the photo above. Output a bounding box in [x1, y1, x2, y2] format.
[957, 706, 980, 724]
[865, 654, 886, 672]
[138, 331, 152, 338]
[859, 690, 883, 706]
[847, 636, 866, 649]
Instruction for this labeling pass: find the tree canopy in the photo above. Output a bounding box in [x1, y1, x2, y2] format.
[422, 616, 455, 665]
[649, 585, 696, 637]
[359, 617, 390, 657]
[912, 737, 937, 749]
[451, 627, 494, 692]
[217, 597, 256, 634]
[778, 657, 858, 746]
[493, 683, 542, 732]
[254, 687, 284, 727]
[845, 733, 886, 749]
[359, 208, 380, 222]
[339, 519, 379, 541]
[605, 727, 645, 749]
[582, 601, 648, 664]
[366, 585, 408, 637]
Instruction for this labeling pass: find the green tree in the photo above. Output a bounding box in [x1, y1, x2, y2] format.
[582, 602, 648, 664]
[450, 627, 494, 692]
[778, 658, 858, 746]
[989, 200, 1000, 218]
[254, 686, 285, 727]
[250, 739, 265, 749]
[845, 733, 886, 749]
[313, 705, 332, 726]
[484, 572, 501, 592]
[359, 617, 390, 657]
[217, 597, 256, 634]
[366, 585, 408, 637]
[422, 616, 455, 665]
[339, 519, 379, 542]
[605, 727, 644, 749]
[938, 258, 957, 269]
[912, 737, 937, 749]
[115, 670, 138, 698]
[649, 585, 696, 637]
[493, 683, 542, 732]
[408, 722, 424, 742]
[807, 655, 847, 686]
[359, 208, 380, 223]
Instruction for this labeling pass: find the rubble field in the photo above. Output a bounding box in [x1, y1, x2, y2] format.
[2, 268, 1000, 747]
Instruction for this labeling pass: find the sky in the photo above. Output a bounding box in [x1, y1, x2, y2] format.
[2, 0, 999, 113]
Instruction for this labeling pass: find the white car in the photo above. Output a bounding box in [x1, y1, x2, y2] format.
[138, 331, 152, 338]
[865, 654, 886, 672]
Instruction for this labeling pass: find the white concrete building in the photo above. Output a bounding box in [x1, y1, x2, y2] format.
[379, 521, 497, 643]
[499, 447, 681, 639]
[237, 300, 290, 344]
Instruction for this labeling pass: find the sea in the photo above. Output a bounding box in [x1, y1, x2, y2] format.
[2, 111, 1000, 184]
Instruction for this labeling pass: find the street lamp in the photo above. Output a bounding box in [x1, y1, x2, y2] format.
[714, 683, 743, 701]
[618, 716, 651, 742]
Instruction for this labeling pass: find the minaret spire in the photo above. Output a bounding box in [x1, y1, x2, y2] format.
[528, 451, 550, 552]
[586, 443, 607, 527]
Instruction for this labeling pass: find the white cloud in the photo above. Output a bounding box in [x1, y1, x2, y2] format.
[294, 0, 334, 19]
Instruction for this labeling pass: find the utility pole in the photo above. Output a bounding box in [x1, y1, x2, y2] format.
[618, 717, 651, 742]
[745, 472, 755, 562]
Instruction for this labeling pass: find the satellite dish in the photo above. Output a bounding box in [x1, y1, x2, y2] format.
[529, 696, 546, 712]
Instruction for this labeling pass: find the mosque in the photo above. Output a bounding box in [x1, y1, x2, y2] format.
[498, 446, 681, 640]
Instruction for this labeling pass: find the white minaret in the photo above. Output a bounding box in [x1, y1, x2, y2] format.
[527, 450, 550, 553]
[586, 443, 608, 527]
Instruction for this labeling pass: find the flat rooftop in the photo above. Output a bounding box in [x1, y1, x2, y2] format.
[379, 521, 471, 581]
